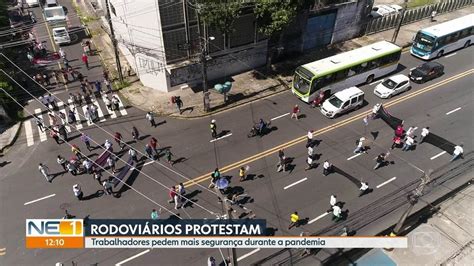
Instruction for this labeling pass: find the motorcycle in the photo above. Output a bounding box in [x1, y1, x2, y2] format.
[247, 121, 271, 138]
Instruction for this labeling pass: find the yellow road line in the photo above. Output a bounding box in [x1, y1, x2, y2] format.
[184, 69, 474, 187]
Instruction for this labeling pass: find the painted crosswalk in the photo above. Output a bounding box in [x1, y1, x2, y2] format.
[24, 94, 128, 147]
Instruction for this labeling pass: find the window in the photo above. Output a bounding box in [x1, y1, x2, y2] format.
[350, 97, 357, 104]
[310, 80, 319, 94]
[342, 101, 349, 108]
[460, 28, 470, 38]
[397, 80, 408, 88]
[335, 69, 348, 81]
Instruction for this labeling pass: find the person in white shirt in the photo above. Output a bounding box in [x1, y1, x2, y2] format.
[406, 126, 417, 138]
[307, 130, 314, 146]
[73, 184, 83, 200]
[82, 159, 93, 174]
[59, 48, 66, 59]
[402, 136, 414, 151]
[372, 103, 382, 118]
[420, 127, 430, 143]
[359, 182, 370, 197]
[323, 160, 332, 176]
[38, 163, 52, 182]
[104, 139, 113, 150]
[353, 137, 367, 154]
[107, 156, 116, 173]
[332, 205, 342, 221]
[330, 195, 337, 207]
[451, 145, 464, 162]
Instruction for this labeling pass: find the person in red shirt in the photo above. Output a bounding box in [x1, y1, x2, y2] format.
[395, 124, 404, 138]
[168, 186, 176, 203]
[291, 104, 300, 120]
[149, 137, 159, 156]
[114, 132, 124, 150]
[81, 53, 89, 70]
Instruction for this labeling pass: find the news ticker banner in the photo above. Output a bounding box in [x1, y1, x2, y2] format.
[26, 219, 407, 249]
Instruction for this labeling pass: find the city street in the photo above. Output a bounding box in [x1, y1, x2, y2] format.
[0, 1, 473, 265]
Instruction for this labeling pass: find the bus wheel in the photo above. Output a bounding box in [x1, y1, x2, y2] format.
[464, 41, 471, 48]
[366, 75, 374, 84]
[437, 50, 444, 58]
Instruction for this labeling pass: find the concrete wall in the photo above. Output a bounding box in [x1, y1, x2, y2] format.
[332, 0, 370, 43]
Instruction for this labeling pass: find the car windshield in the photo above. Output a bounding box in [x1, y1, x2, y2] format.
[328, 96, 343, 108]
[45, 8, 64, 18]
[381, 79, 397, 89]
[419, 64, 432, 73]
[293, 73, 310, 95]
[414, 32, 435, 52]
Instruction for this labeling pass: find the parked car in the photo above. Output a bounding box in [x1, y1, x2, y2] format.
[370, 4, 403, 18]
[409, 62, 444, 83]
[24, 0, 40, 7]
[374, 74, 411, 98]
[320, 87, 364, 118]
[52, 27, 70, 45]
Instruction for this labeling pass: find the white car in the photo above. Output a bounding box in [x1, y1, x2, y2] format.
[52, 27, 70, 45]
[374, 74, 411, 99]
[370, 5, 402, 18]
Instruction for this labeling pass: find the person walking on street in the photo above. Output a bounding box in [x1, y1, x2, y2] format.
[82, 159, 93, 175]
[104, 78, 112, 93]
[103, 179, 113, 195]
[330, 195, 337, 207]
[150, 137, 159, 156]
[308, 145, 314, 157]
[104, 139, 113, 150]
[34, 114, 44, 132]
[210, 119, 217, 139]
[71, 145, 83, 160]
[277, 149, 286, 172]
[323, 160, 332, 176]
[151, 209, 160, 220]
[174, 192, 181, 210]
[391, 136, 402, 149]
[67, 162, 77, 176]
[57, 155, 67, 171]
[81, 53, 89, 70]
[305, 154, 315, 171]
[146, 112, 156, 127]
[420, 127, 430, 143]
[168, 186, 177, 203]
[107, 156, 116, 173]
[239, 166, 246, 182]
[50, 128, 60, 144]
[291, 104, 300, 120]
[373, 152, 388, 170]
[73, 184, 83, 200]
[307, 130, 314, 147]
[59, 47, 66, 59]
[38, 163, 52, 182]
[353, 137, 367, 154]
[132, 126, 139, 142]
[81, 133, 92, 151]
[174, 96, 183, 114]
[145, 144, 154, 160]
[178, 183, 186, 206]
[402, 136, 414, 151]
[288, 211, 300, 229]
[93, 170, 102, 183]
[406, 126, 417, 139]
[104, 96, 112, 111]
[332, 205, 342, 221]
[128, 148, 138, 162]
[114, 132, 124, 150]
[359, 182, 370, 197]
[209, 168, 220, 188]
[451, 144, 464, 162]
[111, 95, 120, 111]
[165, 149, 174, 165]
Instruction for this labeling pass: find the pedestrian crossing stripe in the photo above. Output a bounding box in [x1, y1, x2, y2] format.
[56, 101, 71, 133]
[24, 94, 128, 146]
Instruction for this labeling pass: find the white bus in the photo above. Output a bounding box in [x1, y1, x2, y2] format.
[411, 14, 473, 60]
[292, 41, 401, 103]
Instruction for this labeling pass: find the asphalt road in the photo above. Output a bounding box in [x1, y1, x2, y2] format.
[0, 2, 473, 264]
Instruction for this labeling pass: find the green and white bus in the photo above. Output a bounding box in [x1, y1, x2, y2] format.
[292, 41, 402, 103]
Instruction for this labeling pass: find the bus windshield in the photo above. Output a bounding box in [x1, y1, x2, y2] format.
[328, 96, 343, 108]
[293, 73, 310, 95]
[414, 32, 435, 52]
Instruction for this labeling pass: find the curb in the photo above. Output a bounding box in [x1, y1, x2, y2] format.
[0, 122, 22, 154]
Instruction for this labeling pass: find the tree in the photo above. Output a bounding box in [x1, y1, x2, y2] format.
[196, 0, 243, 43]
[254, 0, 313, 68]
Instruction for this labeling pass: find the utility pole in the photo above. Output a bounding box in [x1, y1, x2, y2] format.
[105, 0, 124, 83]
[392, 0, 409, 43]
[195, 5, 210, 112]
[214, 186, 238, 266]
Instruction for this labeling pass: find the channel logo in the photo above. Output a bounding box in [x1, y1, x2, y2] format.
[26, 219, 84, 248]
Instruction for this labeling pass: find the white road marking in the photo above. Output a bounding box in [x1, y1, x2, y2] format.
[114, 94, 128, 116]
[91, 97, 106, 122]
[143, 161, 154, 166]
[430, 151, 447, 160]
[24, 194, 56, 205]
[102, 94, 117, 119]
[376, 177, 397, 188]
[347, 153, 363, 160]
[68, 102, 83, 129]
[82, 105, 93, 126]
[57, 101, 71, 132]
[308, 212, 329, 224]
[34, 109, 47, 142]
[237, 248, 261, 262]
[116, 249, 150, 265]
[24, 120, 34, 146]
[271, 112, 290, 121]
[210, 133, 233, 143]
[444, 52, 457, 58]
[369, 80, 383, 86]
[284, 177, 308, 190]
[446, 107, 461, 115]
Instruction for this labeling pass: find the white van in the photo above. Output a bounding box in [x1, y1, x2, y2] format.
[320, 87, 364, 118]
[44, 6, 66, 23]
[24, 0, 39, 7]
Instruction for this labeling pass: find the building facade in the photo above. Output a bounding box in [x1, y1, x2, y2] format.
[107, 0, 370, 92]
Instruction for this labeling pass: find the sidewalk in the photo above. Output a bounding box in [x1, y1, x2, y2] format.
[0, 122, 21, 154]
[78, 3, 473, 119]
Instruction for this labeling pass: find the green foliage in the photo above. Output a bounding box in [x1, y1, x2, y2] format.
[255, 0, 313, 37]
[197, 0, 243, 35]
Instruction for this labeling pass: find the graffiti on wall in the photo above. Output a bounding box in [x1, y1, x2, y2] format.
[136, 53, 166, 77]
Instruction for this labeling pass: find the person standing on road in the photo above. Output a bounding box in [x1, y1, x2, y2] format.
[323, 160, 332, 176]
[288, 211, 300, 229]
[57, 155, 67, 171]
[93, 170, 102, 183]
[71, 145, 83, 160]
[451, 145, 464, 162]
[402, 136, 414, 151]
[165, 149, 174, 165]
[149, 137, 159, 156]
[210, 119, 217, 139]
[68, 109, 76, 124]
[104, 96, 112, 111]
[59, 47, 66, 59]
[111, 95, 120, 111]
[239, 166, 246, 182]
[82, 159, 93, 175]
[406, 126, 417, 139]
[50, 128, 60, 145]
[420, 127, 430, 143]
[128, 148, 138, 162]
[81, 53, 89, 70]
[104, 139, 113, 150]
[81, 133, 92, 151]
[305, 154, 314, 171]
[277, 149, 286, 172]
[67, 162, 77, 176]
[291, 104, 300, 120]
[373, 153, 388, 170]
[145, 144, 154, 160]
[151, 209, 160, 220]
[359, 182, 370, 197]
[73, 184, 83, 201]
[353, 137, 367, 154]
[38, 163, 52, 183]
[146, 112, 156, 127]
[132, 126, 139, 142]
[104, 78, 112, 93]
[103, 179, 113, 195]
[107, 156, 116, 173]
[114, 132, 124, 150]
[391, 136, 402, 149]
[330, 195, 337, 207]
[332, 205, 342, 221]
[307, 130, 314, 147]
[168, 186, 177, 203]
[34, 114, 44, 132]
